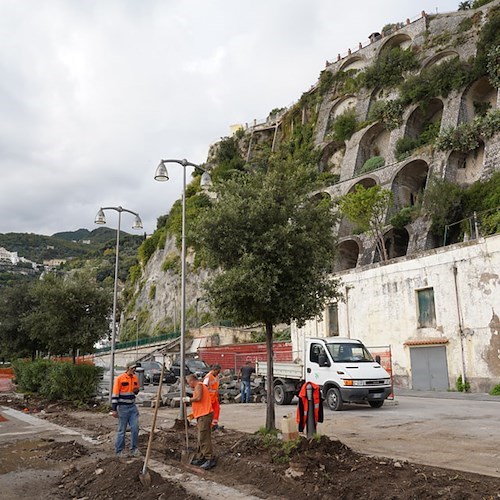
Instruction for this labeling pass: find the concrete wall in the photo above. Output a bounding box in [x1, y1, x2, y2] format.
[292, 234, 500, 392]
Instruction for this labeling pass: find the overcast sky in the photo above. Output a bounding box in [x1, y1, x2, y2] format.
[0, 0, 459, 236]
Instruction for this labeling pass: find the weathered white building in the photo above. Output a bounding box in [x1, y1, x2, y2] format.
[293, 234, 500, 393]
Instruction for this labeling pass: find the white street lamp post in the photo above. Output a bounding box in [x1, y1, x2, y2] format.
[154, 159, 212, 418]
[95, 206, 143, 404]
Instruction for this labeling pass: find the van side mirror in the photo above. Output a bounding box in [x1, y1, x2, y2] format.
[318, 353, 330, 367]
[375, 355, 381, 364]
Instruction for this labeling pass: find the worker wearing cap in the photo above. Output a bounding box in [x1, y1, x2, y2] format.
[111, 361, 141, 457]
[203, 364, 222, 430]
[183, 373, 216, 470]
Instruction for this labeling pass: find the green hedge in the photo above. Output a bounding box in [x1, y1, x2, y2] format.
[12, 360, 103, 403]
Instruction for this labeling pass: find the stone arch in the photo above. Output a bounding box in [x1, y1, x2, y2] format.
[327, 96, 357, 124]
[338, 177, 378, 238]
[334, 238, 360, 272]
[391, 159, 429, 211]
[373, 227, 410, 262]
[460, 76, 497, 123]
[445, 142, 485, 186]
[421, 50, 460, 70]
[311, 191, 332, 203]
[403, 98, 444, 142]
[379, 33, 412, 56]
[354, 122, 391, 174]
[339, 56, 367, 72]
[318, 141, 345, 176]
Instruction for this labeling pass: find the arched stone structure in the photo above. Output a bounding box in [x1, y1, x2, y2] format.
[445, 142, 485, 186]
[379, 33, 412, 56]
[404, 98, 444, 142]
[334, 239, 360, 271]
[391, 159, 429, 211]
[339, 56, 367, 72]
[421, 50, 460, 70]
[354, 122, 391, 174]
[373, 227, 410, 262]
[327, 96, 357, 127]
[460, 76, 498, 124]
[338, 177, 378, 238]
[318, 141, 345, 175]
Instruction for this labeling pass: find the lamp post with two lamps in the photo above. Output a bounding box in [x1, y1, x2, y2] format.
[154, 159, 212, 417]
[94, 206, 143, 404]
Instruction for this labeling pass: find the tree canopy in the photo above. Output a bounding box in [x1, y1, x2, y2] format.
[0, 272, 112, 362]
[196, 159, 341, 429]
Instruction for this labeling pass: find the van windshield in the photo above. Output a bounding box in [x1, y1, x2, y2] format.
[326, 343, 374, 363]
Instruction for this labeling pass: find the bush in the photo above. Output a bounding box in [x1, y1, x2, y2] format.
[367, 100, 404, 130]
[390, 206, 419, 228]
[12, 359, 52, 393]
[330, 109, 358, 143]
[456, 375, 470, 392]
[12, 360, 103, 402]
[399, 57, 475, 106]
[361, 47, 419, 89]
[360, 156, 385, 174]
[395, 137, 421, 161]
[489, 384, 500, 396]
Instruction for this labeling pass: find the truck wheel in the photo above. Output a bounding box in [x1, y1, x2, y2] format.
[274, 384, 287, 405]
[369, 400, 384, 408]
[284, 392, 295, 405]
[326, 387, 343, 411]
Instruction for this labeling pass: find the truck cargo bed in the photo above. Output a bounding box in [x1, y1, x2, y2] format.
[256, 361, 303, 380]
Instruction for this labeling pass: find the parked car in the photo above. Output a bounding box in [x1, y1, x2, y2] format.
[140, 361, 177, 385]
[171, 357, 210, 379]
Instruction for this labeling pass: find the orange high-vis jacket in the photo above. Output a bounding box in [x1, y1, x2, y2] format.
[191, 382, 213, 419]
[111, 372, 140, 411]
[203, 371, 220, 404]
[296, 382, 324, 432]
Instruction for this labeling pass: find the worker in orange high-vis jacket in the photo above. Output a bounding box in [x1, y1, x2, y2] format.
[111, 361, 141, 457]
[203, 364, 221, 430]
[183, 374, 216, 470]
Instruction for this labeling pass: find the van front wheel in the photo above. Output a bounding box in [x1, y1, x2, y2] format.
[326, 387, 343, 411]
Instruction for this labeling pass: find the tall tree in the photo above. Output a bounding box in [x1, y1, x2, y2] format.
[338, 185, 393, 262]
[196, 159, 341, 429]
[22, 272, 112, 362]
[0, 283, 41, 360]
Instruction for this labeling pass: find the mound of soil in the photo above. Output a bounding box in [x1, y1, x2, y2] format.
[149, 426, 500, 499]
[58, 457, 202, 500]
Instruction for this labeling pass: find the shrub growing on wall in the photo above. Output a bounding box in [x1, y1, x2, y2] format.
[360, 156, 385, 173]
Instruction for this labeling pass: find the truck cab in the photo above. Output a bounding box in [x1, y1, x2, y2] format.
[305, 337, 392, 410]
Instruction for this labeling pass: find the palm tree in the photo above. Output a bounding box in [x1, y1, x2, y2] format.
[458, 1, 472, 10]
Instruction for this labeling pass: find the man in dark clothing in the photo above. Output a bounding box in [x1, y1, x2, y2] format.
[239, 360, 255, 403]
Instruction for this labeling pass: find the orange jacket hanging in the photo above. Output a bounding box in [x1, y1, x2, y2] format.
[296, 382, 324, 432]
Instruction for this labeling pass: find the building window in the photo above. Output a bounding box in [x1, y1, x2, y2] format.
[417, 287, 436, 328]
[328, 303, 339, 336]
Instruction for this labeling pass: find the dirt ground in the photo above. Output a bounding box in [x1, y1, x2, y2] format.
[1, 395, 500, 499]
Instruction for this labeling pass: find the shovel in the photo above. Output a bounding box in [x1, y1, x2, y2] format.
[139, 363, 165, 487]
[180, 401, 195, 465]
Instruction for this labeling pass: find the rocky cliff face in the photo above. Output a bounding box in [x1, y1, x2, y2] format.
[123, 0, 500, 341]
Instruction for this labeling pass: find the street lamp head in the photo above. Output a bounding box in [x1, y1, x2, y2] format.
[154, 161, 169, 182]
[200, 171, 213, 190]
[132, 214, 143, 230]
[94, 209, 106, 225]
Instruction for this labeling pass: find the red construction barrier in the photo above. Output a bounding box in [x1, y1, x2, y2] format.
[198, 342, 292, 372]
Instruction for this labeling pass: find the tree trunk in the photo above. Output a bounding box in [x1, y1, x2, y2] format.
[265, 321, 275, 430]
